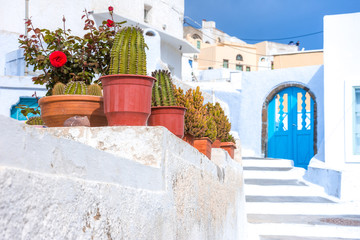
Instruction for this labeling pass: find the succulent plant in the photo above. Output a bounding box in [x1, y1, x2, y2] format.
[88, 83, 103, 96]
[26, 116, 44, 125]
[174, 86, 217, 142]
[64, 81, 87, 95]
[205, 102, 231, 142]
[151, 70, 176, 106]
[52, 82, 66, 95]
[109, 27, 147, 75]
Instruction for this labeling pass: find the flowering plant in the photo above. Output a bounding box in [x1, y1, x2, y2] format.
[19, 7, 124, 95]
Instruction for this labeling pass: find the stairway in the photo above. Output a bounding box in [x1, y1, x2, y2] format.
[243, 157, 360, 240]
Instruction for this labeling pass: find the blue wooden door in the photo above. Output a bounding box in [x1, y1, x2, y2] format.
[268, 87, 314, 168]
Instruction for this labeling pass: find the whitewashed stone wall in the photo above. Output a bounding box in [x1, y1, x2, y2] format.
[0, 116, 246, 239]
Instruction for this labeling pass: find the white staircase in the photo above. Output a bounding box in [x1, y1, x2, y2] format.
[243, 157, 360, 240]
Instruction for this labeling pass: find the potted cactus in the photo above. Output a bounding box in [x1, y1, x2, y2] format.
[38, 81, 107, 127]
[148, 70, 186, 138]
[175, 86, 217, 159]
[99, 27, 156, 126]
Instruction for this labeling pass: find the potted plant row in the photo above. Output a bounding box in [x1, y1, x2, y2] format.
[148, 70, 186, 138]
[174, 86, 217, 159]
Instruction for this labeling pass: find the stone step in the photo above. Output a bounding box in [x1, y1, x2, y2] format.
[246, 202, 360, 215]
[260, 235, 360, 240]
[246, 195, 334, 203]
[244, 178, 308, 186]
[244, 185, 330, 197]
[242, 158, 294, 168]
[249, 223, 360, 240]
[243, 168, 305, 180]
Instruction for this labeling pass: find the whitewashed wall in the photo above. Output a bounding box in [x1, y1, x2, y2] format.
[0, 116, 246, 239]
[309, 12, 360, 200]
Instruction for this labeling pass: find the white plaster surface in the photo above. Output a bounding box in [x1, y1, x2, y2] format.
[0, 115, 246, 239]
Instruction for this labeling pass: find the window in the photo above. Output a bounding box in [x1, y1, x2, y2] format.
[192, 34, 201, 40]
[144, 5, 152, 23]
[236, 64, 243, 71]
[197, 40, 201, 49]
[223, 59, 229, 68]
[188, 59, 193, 68]
[208, 67, 213, 70]
[354, 88, 360, 154]
[10, 97, 40, 121]
[236, 54, 243, 61]
[246, 66, 251, 72]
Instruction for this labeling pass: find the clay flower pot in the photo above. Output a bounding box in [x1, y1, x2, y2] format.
[182, 133, 194, 146]
[148, 106, 186, 138]
[220, 142, 237, 159]
[212, 138, 221, 148]
[38, 95, 107, 127]
[100, 74, 156, 126]
[193, 137, 213, 160]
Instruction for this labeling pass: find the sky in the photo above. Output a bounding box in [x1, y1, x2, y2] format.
[184, 0, 360, 50]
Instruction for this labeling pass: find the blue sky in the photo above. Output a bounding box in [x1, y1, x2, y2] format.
[184, 0, 360, 50]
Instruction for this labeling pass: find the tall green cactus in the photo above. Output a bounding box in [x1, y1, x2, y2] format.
[151, 70, 176, 106]
[64, 81, 87, 95]
[109, 27, 147, 75]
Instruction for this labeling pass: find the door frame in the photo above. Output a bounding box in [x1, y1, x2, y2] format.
[261, 83, 317, 157]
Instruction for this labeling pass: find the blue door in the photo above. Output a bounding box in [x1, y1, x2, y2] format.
[268, 87, 314, 168]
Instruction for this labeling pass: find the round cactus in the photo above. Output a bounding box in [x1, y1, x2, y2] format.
[109, 27, 147, 75]
[52, 82, 66, 95]
[64, 81, 87, 95]
[88, 83, 103, 96]
[26, 116, 44, 125]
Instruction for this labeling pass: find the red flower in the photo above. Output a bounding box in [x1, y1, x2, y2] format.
[49, 51, 67, 68]
[108, 6, 113, 12]
[106, 19, 114, 27]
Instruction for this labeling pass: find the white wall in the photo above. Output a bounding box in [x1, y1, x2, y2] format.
[0, 116, 247, 239]
[321, 12, 360, 200]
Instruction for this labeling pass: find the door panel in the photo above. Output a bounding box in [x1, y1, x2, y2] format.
[268, 87, 314, 168]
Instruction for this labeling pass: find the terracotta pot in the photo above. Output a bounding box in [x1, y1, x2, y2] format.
[182, 133, 194, 146]
[220, 142, 237, 159]
[212, 138, 221, 148]
[148, 106, 186, 138]
[193, 137, 213, 160]
[100, 74, 156, 126]
[38, 95, 107, 127]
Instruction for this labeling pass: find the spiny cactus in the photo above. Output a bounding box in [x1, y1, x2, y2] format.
[109, 27, 147, 75]
[64, 81, 87, 95]
[88, 83, 103, 96]
[52, 82, 66, 95]
[151, 70, 176, 106]
[26, 116, 44, 125]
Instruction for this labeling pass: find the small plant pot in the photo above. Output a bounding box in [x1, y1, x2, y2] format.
[182, 133, 194, 146]
[148, 106, 186, 138]
[38, 95, 107, 127]
[220, 142, 237, 159]
[212, 138, 221, 148]
[193, 137, 213, 160]
[100, 74, 156, 126]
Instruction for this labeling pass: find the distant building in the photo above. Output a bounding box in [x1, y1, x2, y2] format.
[272, 50, 323, 69]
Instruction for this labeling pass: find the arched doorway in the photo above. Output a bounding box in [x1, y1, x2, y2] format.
[261, 84, 317, 169]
